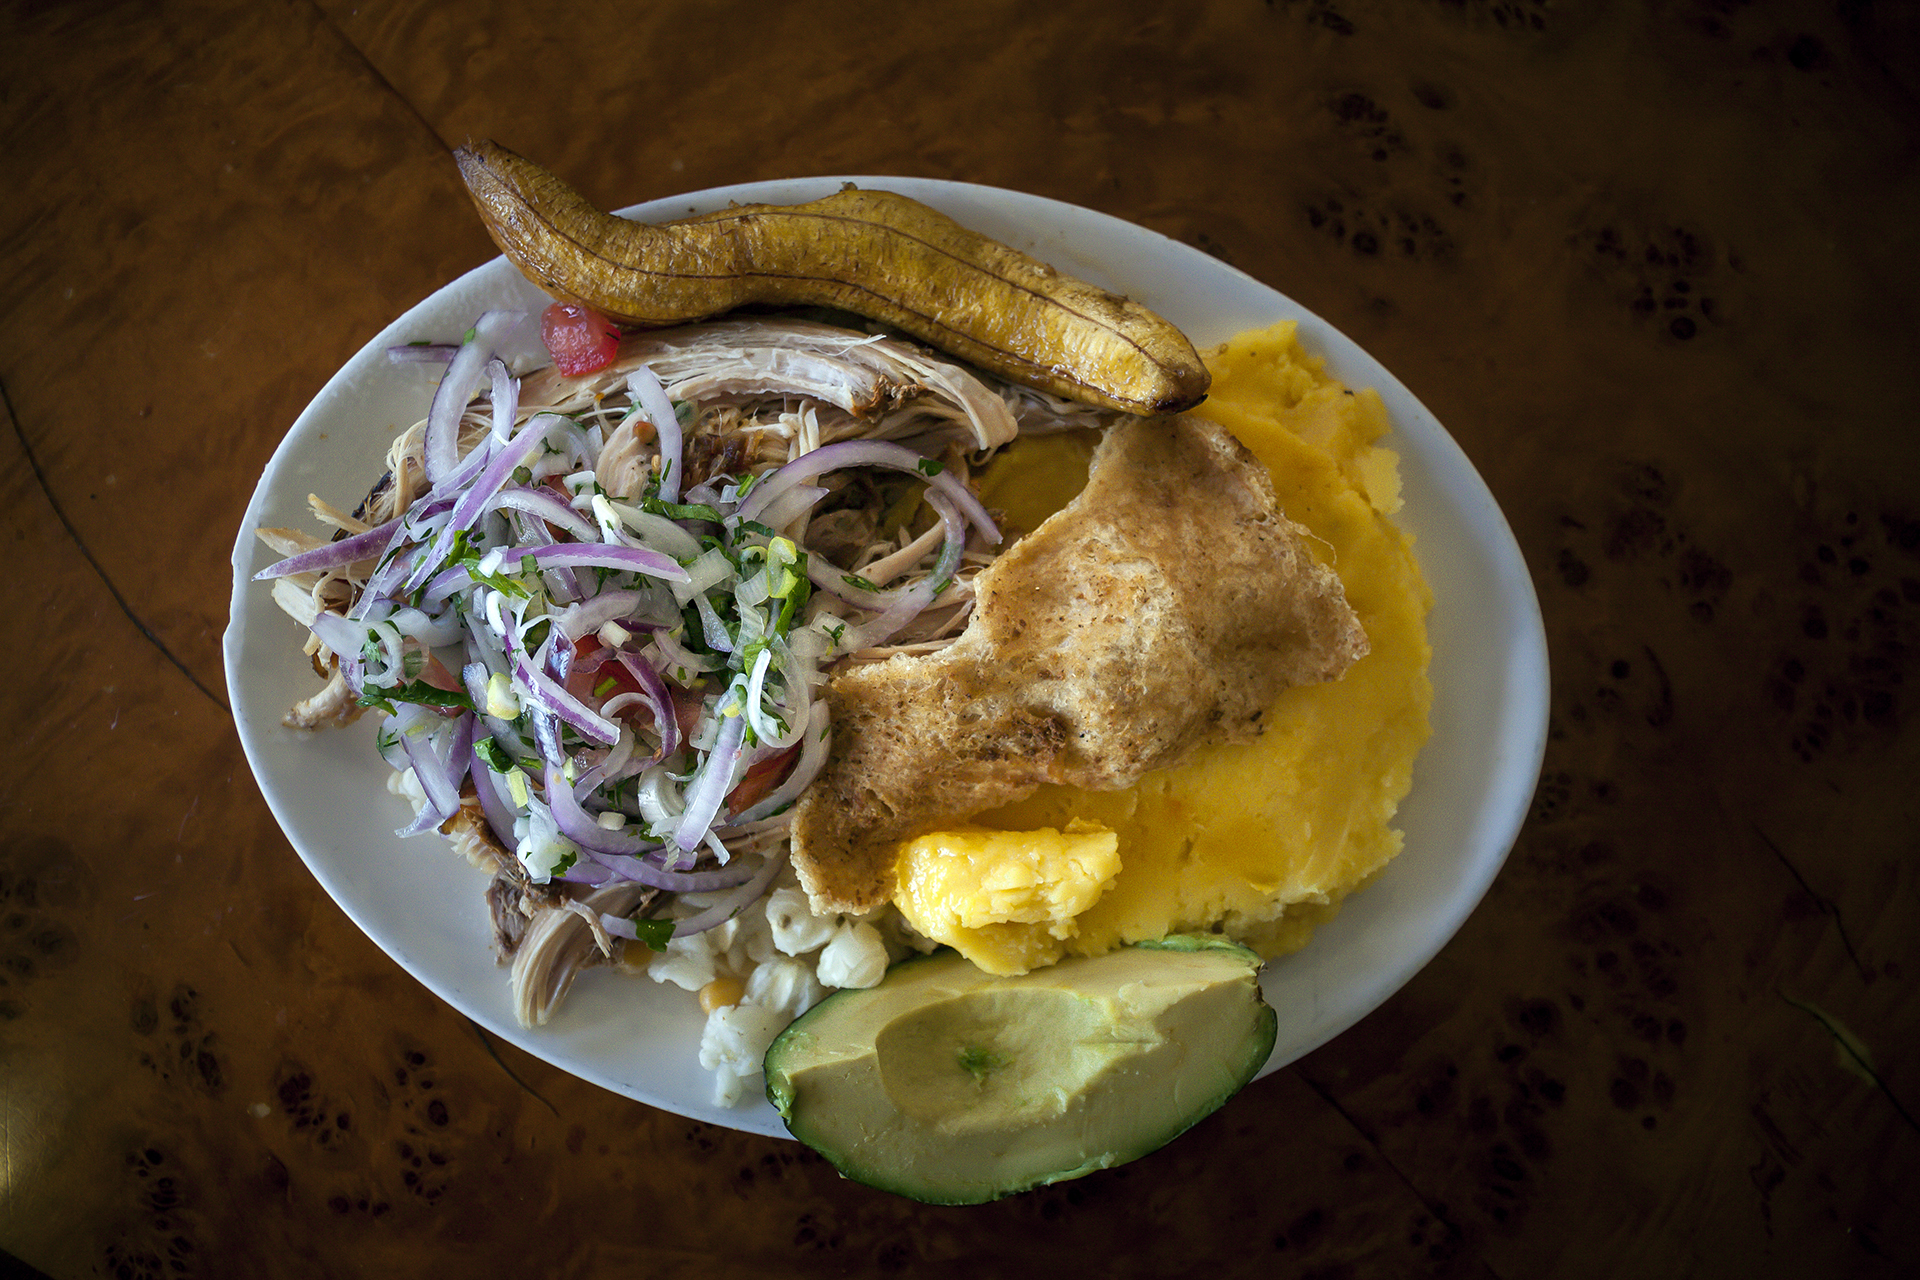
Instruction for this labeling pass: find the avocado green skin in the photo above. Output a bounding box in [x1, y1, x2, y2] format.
[764, 937, 1278, 1205]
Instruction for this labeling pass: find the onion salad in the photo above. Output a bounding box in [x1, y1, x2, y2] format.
[252, 309, 1105, 1039]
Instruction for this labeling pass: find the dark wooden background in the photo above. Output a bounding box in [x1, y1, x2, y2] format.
[3, 1, 1915, 1276]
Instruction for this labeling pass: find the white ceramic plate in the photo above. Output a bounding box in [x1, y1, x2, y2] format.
[226, 177, 1549, 1139]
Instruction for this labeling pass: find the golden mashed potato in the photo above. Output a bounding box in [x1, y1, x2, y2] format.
[902, 321, 1432, 970]
[892, 821, 1122, 975]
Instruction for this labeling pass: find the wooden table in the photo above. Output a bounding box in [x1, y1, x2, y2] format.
[4, 2, 1915, 1275]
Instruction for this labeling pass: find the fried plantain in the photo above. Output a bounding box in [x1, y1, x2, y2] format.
[454, 139, 1209, 415]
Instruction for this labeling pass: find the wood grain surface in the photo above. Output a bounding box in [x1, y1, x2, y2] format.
[2, 1, 1915, 1276]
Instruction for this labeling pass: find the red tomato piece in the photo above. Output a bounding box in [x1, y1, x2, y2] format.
[540, 301, 620, 376]
[413, 651, 467, 717]
[565, 636, 643, 704]
[418, 652, 463, 692]
[726, 744, 799, 813]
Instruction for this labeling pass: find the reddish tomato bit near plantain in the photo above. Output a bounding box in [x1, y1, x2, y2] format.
[541, 301, 621, 376]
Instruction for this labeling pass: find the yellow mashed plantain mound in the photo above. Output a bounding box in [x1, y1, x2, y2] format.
[910, 321, 1433, 969]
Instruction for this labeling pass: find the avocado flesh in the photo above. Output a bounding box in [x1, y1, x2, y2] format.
[764, 936, 1277, 1204]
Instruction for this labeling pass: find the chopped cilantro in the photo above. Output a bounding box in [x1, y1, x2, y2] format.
[628, 916, 675, 952]
[643, 495, 725, 523]
[475, 737, 514, 772]
[734, 519, 779, 543]
[358, 680, 475, 715]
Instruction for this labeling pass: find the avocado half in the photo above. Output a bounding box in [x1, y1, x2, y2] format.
[763, 935, 1278, 1204]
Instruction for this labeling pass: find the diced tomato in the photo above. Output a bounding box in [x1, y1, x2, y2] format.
[669, 684, 706, 740]
[540, 301, 620, 376]
[415, 651, 468, 717]
[564, 635, 645, 704]
[726, 744, 800, 813]
[418, 652, 463, 692]
[564, 634, 710, 745]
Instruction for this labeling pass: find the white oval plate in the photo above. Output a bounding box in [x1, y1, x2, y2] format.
[226, 177, 1549, 1139]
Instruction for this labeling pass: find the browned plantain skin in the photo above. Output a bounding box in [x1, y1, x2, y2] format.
[453, 140, 1210, 415]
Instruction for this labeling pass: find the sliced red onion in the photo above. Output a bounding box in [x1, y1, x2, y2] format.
[673, 546, 736, 608]
[746, 482, 828, 535]
[543, 760, 759, 891]
[683, 479, 726, 508]
[673, 710, 747, 858]
[554, 590, 652, 641]
[553, 860, 616, 887]
[836, 488, 967, 650]
[424, 431, 493, 505]
[485, 356, 519, 444]
[736, 439, 999, 544]
[353, 511, 448, 619]
[651, 626, 721, 677]
[253, 514, 405, 581]
[691, 593, 736, 654]
[306, 610, 369, 693]
[588, 851, 759, 894]
[404, 413, 566, 593]
[398, 712, 474, 837]
[459, 660, 501, 718]
[387, 342, 459, 365]
[505, 541, 689, 584]
[385, 700, 436, 741]
[509, 513, 583, 605]
[424, 310, 522, 484]
[528, 704, 564, 766]
[306, 608, 364, 659]
[595, 499, 705, 562]
[362, 533, 427, 603]
[600, 696, 666, 775]
[359, 620, 407, 686]
[628, 365, 682, 503]
[418, 358, 515, 501]
[803, 558, 895, 607]
[743, 644, 803, 750]
[491, 485, 598, 541]
[729, 703, 831, 825]
[387, 604, 465, 649]
[513, 652, 619, 746]
[420, 562, 477, 606]
[548, 788, 760, 892]
[542, 763, 662, 858]
[544, 630, 575, 683]
[664, 847, 790, 937]
[614, 647, 680, 759]
[468, 743, 520, 849]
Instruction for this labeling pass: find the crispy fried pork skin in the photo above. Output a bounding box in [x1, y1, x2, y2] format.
[790, 414, 1369, 914]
